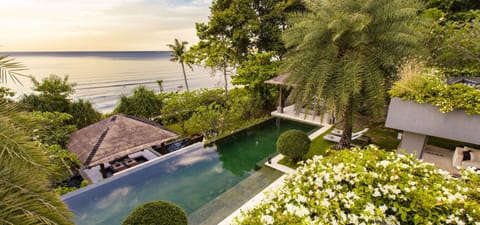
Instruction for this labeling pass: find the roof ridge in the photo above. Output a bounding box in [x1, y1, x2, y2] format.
[123, 115, 179, 135]
[84, 127, 110, 165]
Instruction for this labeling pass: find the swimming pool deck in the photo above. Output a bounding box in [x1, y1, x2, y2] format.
[218, 123, 331, 225]
[272, 105, 331, 127]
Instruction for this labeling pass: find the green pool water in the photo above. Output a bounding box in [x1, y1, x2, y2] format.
[62, 118, 318, 225]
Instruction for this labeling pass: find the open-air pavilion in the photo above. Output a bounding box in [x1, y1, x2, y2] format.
[264, 73, 333, 127]
[67, 114, 180, 183]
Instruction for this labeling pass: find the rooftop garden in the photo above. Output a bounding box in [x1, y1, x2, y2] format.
[389, 62, 480, 115]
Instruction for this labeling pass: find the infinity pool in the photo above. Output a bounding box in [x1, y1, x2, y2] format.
[62, 118, 318, 225]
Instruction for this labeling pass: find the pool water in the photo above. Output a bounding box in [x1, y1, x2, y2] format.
[61, 118, 318, 225]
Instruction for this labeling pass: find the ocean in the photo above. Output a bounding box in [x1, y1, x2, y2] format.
[1, 51, 227, 113]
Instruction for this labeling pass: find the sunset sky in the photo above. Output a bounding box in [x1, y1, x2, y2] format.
[0, 0, 211, 51]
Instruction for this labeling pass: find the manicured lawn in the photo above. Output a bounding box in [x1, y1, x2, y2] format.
[279, 128, 334, 168]
[279, 124, 402, 168]
[365, 125, 400, 150]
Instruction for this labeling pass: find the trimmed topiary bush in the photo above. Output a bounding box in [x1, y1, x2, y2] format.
[277, 129, 310, 161]
[122, 201, 187, 225]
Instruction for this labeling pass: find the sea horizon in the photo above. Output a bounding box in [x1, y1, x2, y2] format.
[3, 51, 228, 113]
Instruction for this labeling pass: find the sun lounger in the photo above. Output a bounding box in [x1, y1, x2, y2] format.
[323, 129, 368, 143]
[331, 128, 369, 136]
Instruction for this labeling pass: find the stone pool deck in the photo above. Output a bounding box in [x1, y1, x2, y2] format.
[189, 166, 283, 225]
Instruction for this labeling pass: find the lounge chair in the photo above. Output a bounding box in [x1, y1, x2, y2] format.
[323, 129, 368, 143]
[331, 128, 369, 136]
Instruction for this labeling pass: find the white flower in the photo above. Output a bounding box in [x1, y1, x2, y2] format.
[322, 198, 331, 207]
[379, 204, 388, 213]
[364, 203, 376, 215]
[373, 188, 381, 197]
[261, 215, 274, 225]
[378, 160, 391, 167]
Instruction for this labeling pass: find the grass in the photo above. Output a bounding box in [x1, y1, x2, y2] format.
[279, 124, 402, 169]
[365, 124, 400, 150]
[279, 128, 334, 168]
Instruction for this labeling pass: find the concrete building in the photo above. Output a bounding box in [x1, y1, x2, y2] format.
[385, 97, 480, 158]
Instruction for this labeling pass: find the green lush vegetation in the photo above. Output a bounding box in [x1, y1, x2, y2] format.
[0, 58, 74, 224]
[276, 130, 310, 162]
[2, 0, 480, 223]
[235, 146, 480, 224]
[279, 131, 333, 169]
[389, 62, 480, 115]
[282, 0, 423, 149]
[122, 201, 187, 225]
[424, 0, 480, 75]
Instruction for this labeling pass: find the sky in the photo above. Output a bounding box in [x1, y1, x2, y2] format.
[0, 0, 211, 51]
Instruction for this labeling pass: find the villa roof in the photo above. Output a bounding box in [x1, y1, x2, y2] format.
[447, 77, 480, 89]
[264, 73, 292, 86]
[67, 114, 179, 167]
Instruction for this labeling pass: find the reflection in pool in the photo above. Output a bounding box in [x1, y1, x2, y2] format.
[61, 118, 318, 225]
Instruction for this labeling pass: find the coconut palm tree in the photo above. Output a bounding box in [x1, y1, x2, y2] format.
[167, 38, 192, 91]
[0, 56, 74, 224]
[0, 55, 27, 84]
[283, 0, 424, 149]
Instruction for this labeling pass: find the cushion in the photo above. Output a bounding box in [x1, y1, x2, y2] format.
[462, 160, 480, 168]
[464, 146, 480, 152]
[470, 151, 480, 162]
[463, 150, 472, 161]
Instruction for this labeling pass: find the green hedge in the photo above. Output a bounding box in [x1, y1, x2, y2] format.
[122, 201, 187, 225]
[277, 130, 310, 161]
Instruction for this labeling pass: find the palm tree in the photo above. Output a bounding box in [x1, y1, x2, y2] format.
[0, 55, 27, 84]
[283, 0, 423, 149]
[0, 56, 74, 224]
[167, 38, 192, 91]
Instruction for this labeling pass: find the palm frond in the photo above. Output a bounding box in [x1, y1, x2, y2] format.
[0, 55, 28, 85]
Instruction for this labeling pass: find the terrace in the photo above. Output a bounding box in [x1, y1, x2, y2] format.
[386, 75, 480, 174]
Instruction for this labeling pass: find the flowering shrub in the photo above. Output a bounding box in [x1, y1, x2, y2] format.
[234, 145, 480, 224]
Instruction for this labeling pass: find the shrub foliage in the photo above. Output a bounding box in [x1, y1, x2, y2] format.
[277, 129, 310, 161]
[235, 145, 480, 224]
[390, 65, 480, 115]
[122, 201, 187, 225]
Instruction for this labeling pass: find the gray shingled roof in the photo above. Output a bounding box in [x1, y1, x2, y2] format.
[67, 114, 179, 167]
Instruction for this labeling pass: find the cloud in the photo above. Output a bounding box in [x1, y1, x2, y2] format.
[0, 0, 211, 51]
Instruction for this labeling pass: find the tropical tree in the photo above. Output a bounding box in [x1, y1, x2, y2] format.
[0, 56, 74, 224]
[167, 38, 192, 91]
[282, 0, 423, 149]
[20, 74, 75, 113]
[114, 86, 163, 120]
[69, 99, 102, 129]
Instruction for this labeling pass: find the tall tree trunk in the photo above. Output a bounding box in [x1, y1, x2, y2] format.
[334, 96, 354, 150]
[223, 64, 229, 100]
[181, 62, 189, 91]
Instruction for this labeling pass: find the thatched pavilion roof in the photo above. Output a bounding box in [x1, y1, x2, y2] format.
[67, 114, 179, 167]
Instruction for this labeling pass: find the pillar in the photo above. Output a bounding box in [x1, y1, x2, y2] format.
[398, 131, 428, 159]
